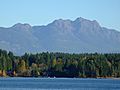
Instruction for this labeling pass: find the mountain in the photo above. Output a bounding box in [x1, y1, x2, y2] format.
[0, 17, 120, 55]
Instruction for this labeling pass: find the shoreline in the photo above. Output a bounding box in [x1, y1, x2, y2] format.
[0, 76, 120, 80]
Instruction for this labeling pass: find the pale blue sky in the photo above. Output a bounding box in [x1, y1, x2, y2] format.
[0, 0, 120, 31]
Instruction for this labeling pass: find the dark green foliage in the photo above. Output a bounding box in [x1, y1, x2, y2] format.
[0, 49, 120, 78]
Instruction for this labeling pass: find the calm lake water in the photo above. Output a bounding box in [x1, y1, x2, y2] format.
[0, 78, 120, 90]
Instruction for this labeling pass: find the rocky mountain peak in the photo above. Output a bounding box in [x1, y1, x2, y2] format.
[12, 23, 32, 30]
[0, 17, 120, 55]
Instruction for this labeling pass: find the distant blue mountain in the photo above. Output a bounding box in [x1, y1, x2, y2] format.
[0, 17, 120, 55]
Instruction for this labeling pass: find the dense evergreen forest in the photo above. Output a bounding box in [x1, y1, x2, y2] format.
[0, 49, 120, 78]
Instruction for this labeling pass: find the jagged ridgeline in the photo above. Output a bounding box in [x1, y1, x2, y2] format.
[0, 17, 120, 55]
[0, 49, 120, 78]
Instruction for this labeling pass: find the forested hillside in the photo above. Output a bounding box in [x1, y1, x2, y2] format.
[0, 49, 120, 78]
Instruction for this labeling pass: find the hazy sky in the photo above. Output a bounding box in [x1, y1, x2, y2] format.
[0, 0, 120, 31]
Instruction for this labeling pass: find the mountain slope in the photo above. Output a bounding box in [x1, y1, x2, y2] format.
[0, 17, 120, 55]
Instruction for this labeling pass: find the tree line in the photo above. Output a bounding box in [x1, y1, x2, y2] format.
[0, 49, 120, 78]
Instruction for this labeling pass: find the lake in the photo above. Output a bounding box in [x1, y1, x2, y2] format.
[0, 78, 120, 90]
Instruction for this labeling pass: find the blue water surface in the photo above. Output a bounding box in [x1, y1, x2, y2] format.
[0, 77, 120, 90]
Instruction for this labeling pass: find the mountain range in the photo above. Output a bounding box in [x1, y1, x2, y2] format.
[0, 17, 120, 55]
